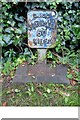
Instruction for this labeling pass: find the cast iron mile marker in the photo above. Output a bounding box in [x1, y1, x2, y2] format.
[13, 10, 70, 84]
[27, 10, 57, 62]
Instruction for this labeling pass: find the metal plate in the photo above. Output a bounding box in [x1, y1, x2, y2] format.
[27, 10, 57, 48]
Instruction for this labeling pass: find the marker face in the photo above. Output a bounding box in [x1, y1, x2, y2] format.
[27, 10, 57, 48]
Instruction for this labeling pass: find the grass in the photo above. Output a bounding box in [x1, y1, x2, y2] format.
[2, 81, 79, 106]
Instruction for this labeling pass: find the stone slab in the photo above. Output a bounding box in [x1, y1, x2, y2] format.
[13, 62, 70, 84]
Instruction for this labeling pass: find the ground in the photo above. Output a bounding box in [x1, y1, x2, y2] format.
[1, 59, 79, 106]
[1, 76, 79, 106]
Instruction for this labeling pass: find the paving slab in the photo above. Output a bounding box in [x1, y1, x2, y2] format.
[13, 62, 70, 84]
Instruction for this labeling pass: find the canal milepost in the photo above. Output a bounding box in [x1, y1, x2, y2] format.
[13, 10, 70, 84]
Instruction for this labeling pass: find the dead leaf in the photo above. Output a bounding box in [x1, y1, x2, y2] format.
[28, 73, 34, 76]
[2, 102, 7, 106]
[36, 89, 42, 96]
[70, 80, 77, 86]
